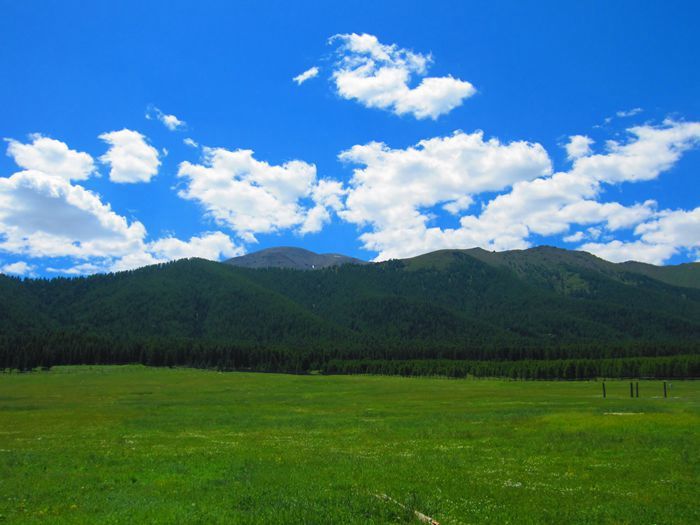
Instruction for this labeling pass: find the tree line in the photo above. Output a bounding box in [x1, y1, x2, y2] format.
[1, 331, 698, 379]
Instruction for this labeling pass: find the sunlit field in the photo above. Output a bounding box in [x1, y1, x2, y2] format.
[1, 366, 698, 524]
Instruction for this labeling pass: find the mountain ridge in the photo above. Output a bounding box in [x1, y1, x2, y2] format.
[221, 245, 700, 290]
[2, 247, 699, 376]
[225, 246, 367, 270]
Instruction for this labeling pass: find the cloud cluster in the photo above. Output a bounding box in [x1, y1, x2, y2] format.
[339, 121, 700, 262]
[99, 129, 161, 183]
[108, 231, 243, 272]
[2, 32, 699, 275]
[45, 232, 242, 275]
[582, 206, 700, 264]
[0, 135, 241, 275]
[328, 33, 475, 119]
[177, 147, 343, 242]
[337, 130, 550, 257]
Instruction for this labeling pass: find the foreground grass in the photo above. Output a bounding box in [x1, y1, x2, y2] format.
[0, 366, 698, 524]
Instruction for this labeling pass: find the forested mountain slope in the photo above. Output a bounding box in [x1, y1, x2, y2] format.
[1, 247, 699, 377]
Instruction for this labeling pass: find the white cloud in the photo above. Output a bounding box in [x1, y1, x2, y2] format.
[0, 135, 245, 274]
[183, 138, 199, 148]
[564, 135, 594, 161]
[634, 206, 700, 247]
[444, 121, 700, 259]
[442, 195, 474, 215]
[580, 240, 678, 265]
[329, 33, 475, 119]
[1, 136, 151, 264]
[161, 114, 184, 131]
[293, 66, 320, 85]
[584, 207, 700, 264]
[177, 147, 342, 242]
[1, 261, 34, 276]
[146, 106, 186, 131]
[298, 179, 346, 234]
[586, 227, 603, 240]
[563, 231, 585, 243]
[338, 121, 700, 262]
[99, 129, 161, 183]
[150, 231, 241, 259]
[46, 262, 104, 275]
[616, 107, 643, 118]
[44, 232, 242, 274]
[573, 120, 700, 184]
[0, 169, 146, 259]
[110, 231, 243, 272]
[309, 178, 346, 212]
[338, 130, 551, 257]
[5, 134, 95, 181]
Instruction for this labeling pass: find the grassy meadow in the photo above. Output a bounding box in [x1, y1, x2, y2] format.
[0, 366, 698, 524]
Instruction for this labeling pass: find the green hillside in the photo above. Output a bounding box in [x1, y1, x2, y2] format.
[620, 260, 700, 289]
[1, 248, 699, 377]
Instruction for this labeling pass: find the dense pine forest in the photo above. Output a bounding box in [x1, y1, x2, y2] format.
[1, 246, 699, 378]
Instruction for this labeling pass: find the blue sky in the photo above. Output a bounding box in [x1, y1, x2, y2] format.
[1, 0, 699, 276]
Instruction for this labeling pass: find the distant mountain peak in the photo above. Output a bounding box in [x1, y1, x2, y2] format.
[400, 246, 700, 289]
[225, 246, 367, 270]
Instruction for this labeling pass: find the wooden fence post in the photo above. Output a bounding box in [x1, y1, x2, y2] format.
[663, 381, 667, 398]
[630, 382, 633, 398]
[636, 382, 639, 398]
[602, 382, 606, 399]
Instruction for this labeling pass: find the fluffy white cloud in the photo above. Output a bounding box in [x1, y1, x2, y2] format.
[330, 33, 475, 119]
[150, 231, 241, 261]
[161, 115, 184, 131]
[298, 179, 346, 234]
[563, 231, 586, 243]
[565, 135, 594, 160]
[445, 121, 700, 259]
[1, 261, 35, 276]
[572, 120, 700, 184]
[5, 134, 95, 181]
[338, 130, 551, 257]
[110, 231, 243, 272]
[585, 207, 700, 264]
[177, 147, 342, 242]
[580, 240, 678, 265]
[0, 136, 150, 263]
[0, 169, 146, 259]
[293, 66, 320, 85]
[634, 207, 700, 247]
[339, 121, 700, 262]
[146, 106, 186, 131]
[44, 232, 242, 274]
[183, 138, 199, 148]
[1, 135, 244, 274]
[99, 129, 161, 183]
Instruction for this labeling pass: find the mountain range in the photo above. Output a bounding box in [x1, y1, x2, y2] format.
[1, 246, 698, 376]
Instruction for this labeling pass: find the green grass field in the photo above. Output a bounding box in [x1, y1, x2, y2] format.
[0, 366, 698, 524]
